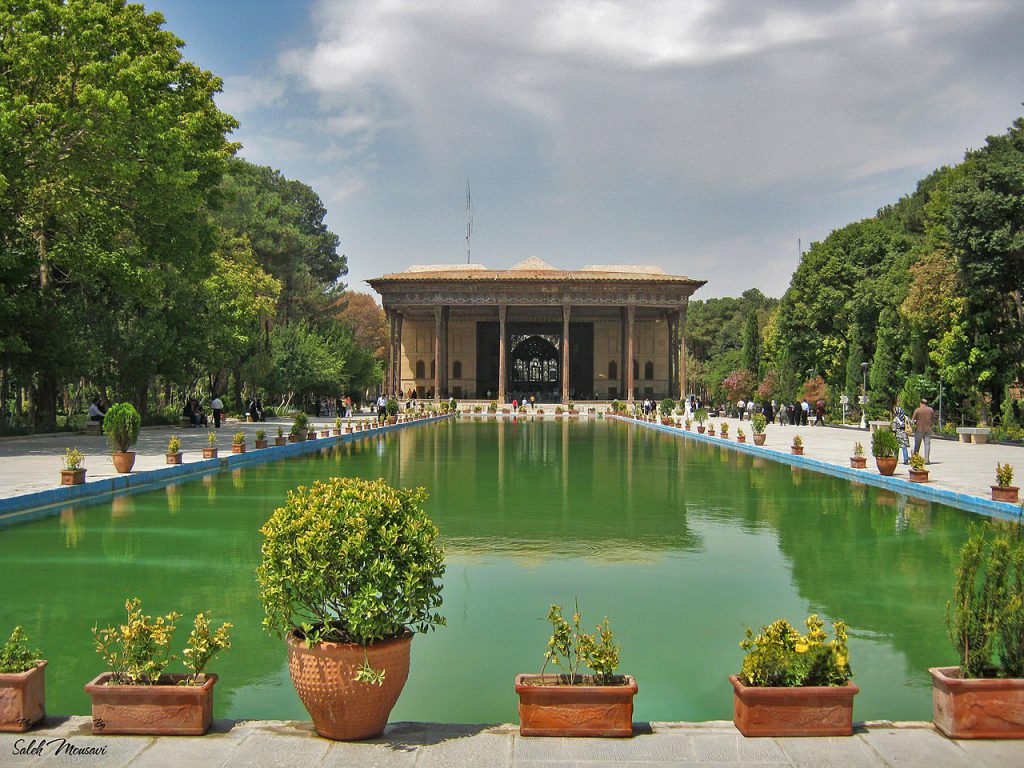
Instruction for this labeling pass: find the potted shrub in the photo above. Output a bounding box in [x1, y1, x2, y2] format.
[103, 402, 141, 473]
[386, 398, 400, 425]
[791, 434, 804, 455]
[255, 429, 268, 449]
[290, 413, 309, 443]
[202, 432, 218, 459]
[516, 602, 637, 737]
[992, 463, 1019, 503]
[751, 413, 767, 446]
[931, 524, 1024, 738]
[695, 408, 708, 434]
[231, 431, 246, 454]
[909, 452, 929, 483]
[85, 598, 230, 735]
[61, 447, 87, 485]
[275, 426, 287, 447]
[736, 427, 746, 444]
[166, 436, 183, 465]
[730, 614, 857, 737]
[257, 477, 446, 741]
[0, 626, 46, 732]
[333, 417, 342, 437]
[871, 428, 898, 476]
[850, 442, 866, 469]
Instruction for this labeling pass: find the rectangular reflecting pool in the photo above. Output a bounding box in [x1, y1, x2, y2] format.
[0, 419, 979, 723]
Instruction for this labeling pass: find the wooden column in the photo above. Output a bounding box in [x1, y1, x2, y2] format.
[678, 303, 688, 401]
[626, 305, 636, 402]
[395, 310, 404, 396]
[498, 304, 508, 404]
[433, 307, 442, 402]
[561, 304, 571, 404]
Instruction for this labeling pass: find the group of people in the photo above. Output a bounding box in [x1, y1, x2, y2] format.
[893, 398, 935, 464]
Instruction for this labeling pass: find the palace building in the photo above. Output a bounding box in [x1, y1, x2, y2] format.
[368, 257, 705, 403]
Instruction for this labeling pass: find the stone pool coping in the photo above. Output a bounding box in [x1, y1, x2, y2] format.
[1, 717, 1017, 767]
[0, 415, 452, 529]
[612, 415, 1024, 522]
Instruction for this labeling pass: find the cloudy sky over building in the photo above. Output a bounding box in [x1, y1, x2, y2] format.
[156, 0, 1024, 298]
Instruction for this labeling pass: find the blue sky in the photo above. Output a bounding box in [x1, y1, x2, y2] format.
[152, 0, 1024, 299]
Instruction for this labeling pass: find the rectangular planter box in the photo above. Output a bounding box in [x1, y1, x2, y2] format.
[515, 673, 637, 737]
[84, 673, 217, 735]
[730, 675, 858, 737]
[0, 661, 46, 732]
[930, 666, 1024, 739]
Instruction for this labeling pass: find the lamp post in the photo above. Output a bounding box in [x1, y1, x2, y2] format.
[860, 362, 869, 429]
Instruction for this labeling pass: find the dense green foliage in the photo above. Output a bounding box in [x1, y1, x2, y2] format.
[687, 117, 1024, 428]
[257, 478, 446, 646]
[947, 525, 1024, 678]
[0, 2, 382, 433]
[739, 615, 852, 687]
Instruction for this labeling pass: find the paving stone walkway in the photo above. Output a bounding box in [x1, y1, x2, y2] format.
[1, 718, 1020, 767]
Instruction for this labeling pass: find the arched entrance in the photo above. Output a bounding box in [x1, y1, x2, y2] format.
[510, 335, 560, 400]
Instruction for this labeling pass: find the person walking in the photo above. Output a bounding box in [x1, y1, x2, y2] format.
[892, 404, 911, 464]
[911, 398, 935, 464]
[211, 394, 223, 428]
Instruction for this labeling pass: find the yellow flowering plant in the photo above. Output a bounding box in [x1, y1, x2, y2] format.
[738, 614, 851, 687]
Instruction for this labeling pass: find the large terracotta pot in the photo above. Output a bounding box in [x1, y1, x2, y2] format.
[166, 452, 182, 465]
[753, 434, 766, 446]
[850, 456, 867, 469]
[111, 451, 135, 473]
[930, 666, 1024, 739]
[729, 675, 858, 737]
[0, 661, 46, 732]
[84, 673, 217, 735]
[60, 469, 86, 485]
[991, 485, 1020, 503]
[515, 674, 637, 737]
[286, 630, 412, 741]
[875, 456, 898, 476]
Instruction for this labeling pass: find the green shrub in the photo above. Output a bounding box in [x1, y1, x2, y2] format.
[871, 428, 898, 458]
[102, 403, 141, 453]
[751, 413, 767, 434]
[540, 601, 621, 686]
[948, 524, 1024, 678]
[0, 626, 41, 673]
[257, 477, 446, 647]
[739, 615, 851, 687]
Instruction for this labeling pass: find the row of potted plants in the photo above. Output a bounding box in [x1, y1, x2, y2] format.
[6, 479, 1022, 740]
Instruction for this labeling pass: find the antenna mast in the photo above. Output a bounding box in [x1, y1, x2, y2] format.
[466, 180, 473, 264]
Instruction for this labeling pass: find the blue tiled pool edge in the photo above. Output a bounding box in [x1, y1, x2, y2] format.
[613, 415, 1023, 523]
[0, 415, 452, 528]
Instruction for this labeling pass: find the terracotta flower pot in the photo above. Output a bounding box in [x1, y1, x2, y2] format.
[231, 443, 246, 454]
[729, 675, 858, 737]
[61, 468, 86, 485]
[255, 439, 268, 449]
[991, 485, 1020, 503]
[790, 446, 803, 455]
[874, 456, 898, 476]
[111, 451, 136, 473]
[849, 456, 867, 469]
[753, 434, 766, 446]
[0, 661, 46, 732]
[909, 468, 929, 483]
[515, 674, 638, 737]
[166, 452, 182, 465]
[286, 631, 412, 741]
[84, 673, 217, 735]
[202, 447, 217, 459]
[930, 666, 1024, 739]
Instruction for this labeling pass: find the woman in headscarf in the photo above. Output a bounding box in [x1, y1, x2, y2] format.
[892, 403, 910, 464]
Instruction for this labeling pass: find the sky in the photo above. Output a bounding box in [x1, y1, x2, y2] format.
[153, 0, 1024, 300]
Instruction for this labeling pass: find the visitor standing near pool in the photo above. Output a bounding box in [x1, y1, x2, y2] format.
[912, 398, 935, 464]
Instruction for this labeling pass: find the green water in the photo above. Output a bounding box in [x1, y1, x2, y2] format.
[0, 419, 978, 723]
